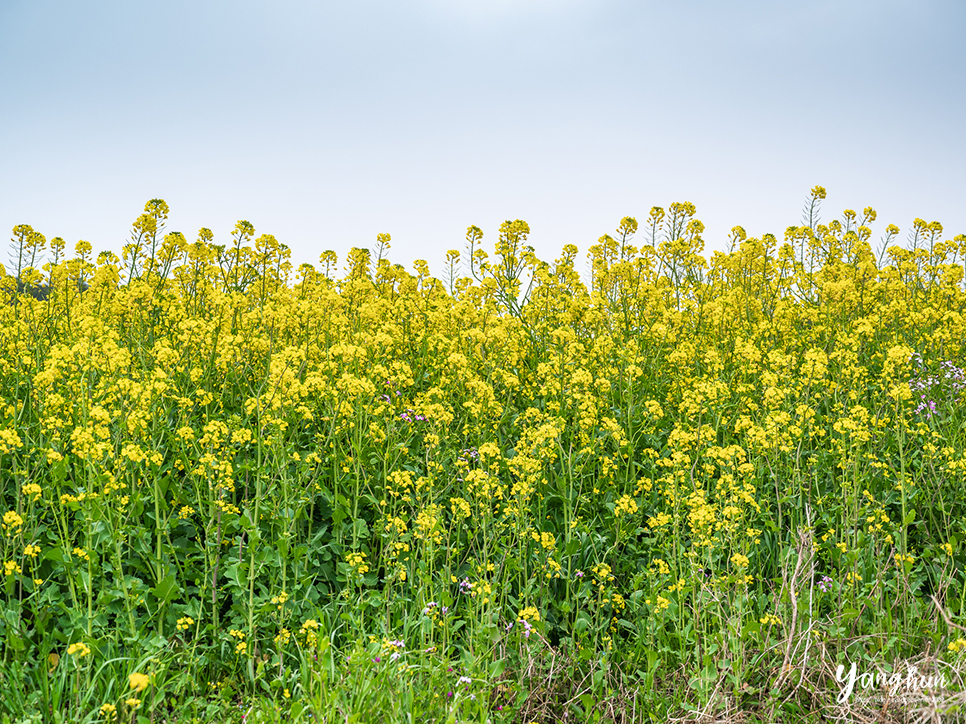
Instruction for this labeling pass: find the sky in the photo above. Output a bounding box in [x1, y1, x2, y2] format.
[1, 0, 964, 276]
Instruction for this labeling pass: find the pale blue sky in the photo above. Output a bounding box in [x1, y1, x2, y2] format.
[2, 0, 964, 274]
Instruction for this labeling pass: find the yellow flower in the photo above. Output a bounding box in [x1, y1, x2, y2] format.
[67, 642, 91, 657]
[649, 559, 670, 576]
[345, 552, 370, 576]
[517, 606, 540, 622]
[176, 616, 195, 631]
[128, 672, 150, 692]
[730, 553, 750, 569]
[300, 619, 320, 645]
[895, 553, 915, 568]
[99, 703, 117, 719]
[2, 510, 24, 534]
[0, 429, 23, 455]
[615, 494, 638, 516]
[591, 563, 614, 584]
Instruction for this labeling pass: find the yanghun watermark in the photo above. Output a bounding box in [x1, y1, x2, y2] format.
[836, 661, 951, 705]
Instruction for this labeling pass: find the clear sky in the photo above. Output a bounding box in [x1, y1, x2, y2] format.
[2, 0, 964, 275]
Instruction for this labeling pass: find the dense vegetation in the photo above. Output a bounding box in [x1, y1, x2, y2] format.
[2, 188, 966, 722]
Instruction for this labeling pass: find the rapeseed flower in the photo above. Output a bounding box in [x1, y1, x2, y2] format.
[128, 672, 150, 692]
[67, 642, 91, 657]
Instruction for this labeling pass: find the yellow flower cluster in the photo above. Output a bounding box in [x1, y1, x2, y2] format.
[2, 511, 23, 534]
[614, 494, 638, 517]
[518, 606, 540, 623]
[300, 619, 320, 645]
[67, 642, 91, 657]
[3, 194, 966, 692]
[176, 616, 195, 631]
[128, 672, 149, 692]
[345, 552, 370, 576]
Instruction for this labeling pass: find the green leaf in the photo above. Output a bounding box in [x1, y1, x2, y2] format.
[151, 573, 180, 605]
[352, 518, 370, 540]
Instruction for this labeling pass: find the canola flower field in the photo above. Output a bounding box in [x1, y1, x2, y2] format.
[2, 187, 966, 723]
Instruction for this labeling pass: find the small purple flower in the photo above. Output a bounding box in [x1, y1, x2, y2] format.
[818, 575, 833, 593]
[909, 357, 966, 418]
[575, 570, 584, 579]
[373, 657, 382, 663]
[459, 447, 480, 461]
[447, 692, 453, 698]
[458, 676, 471, 685]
